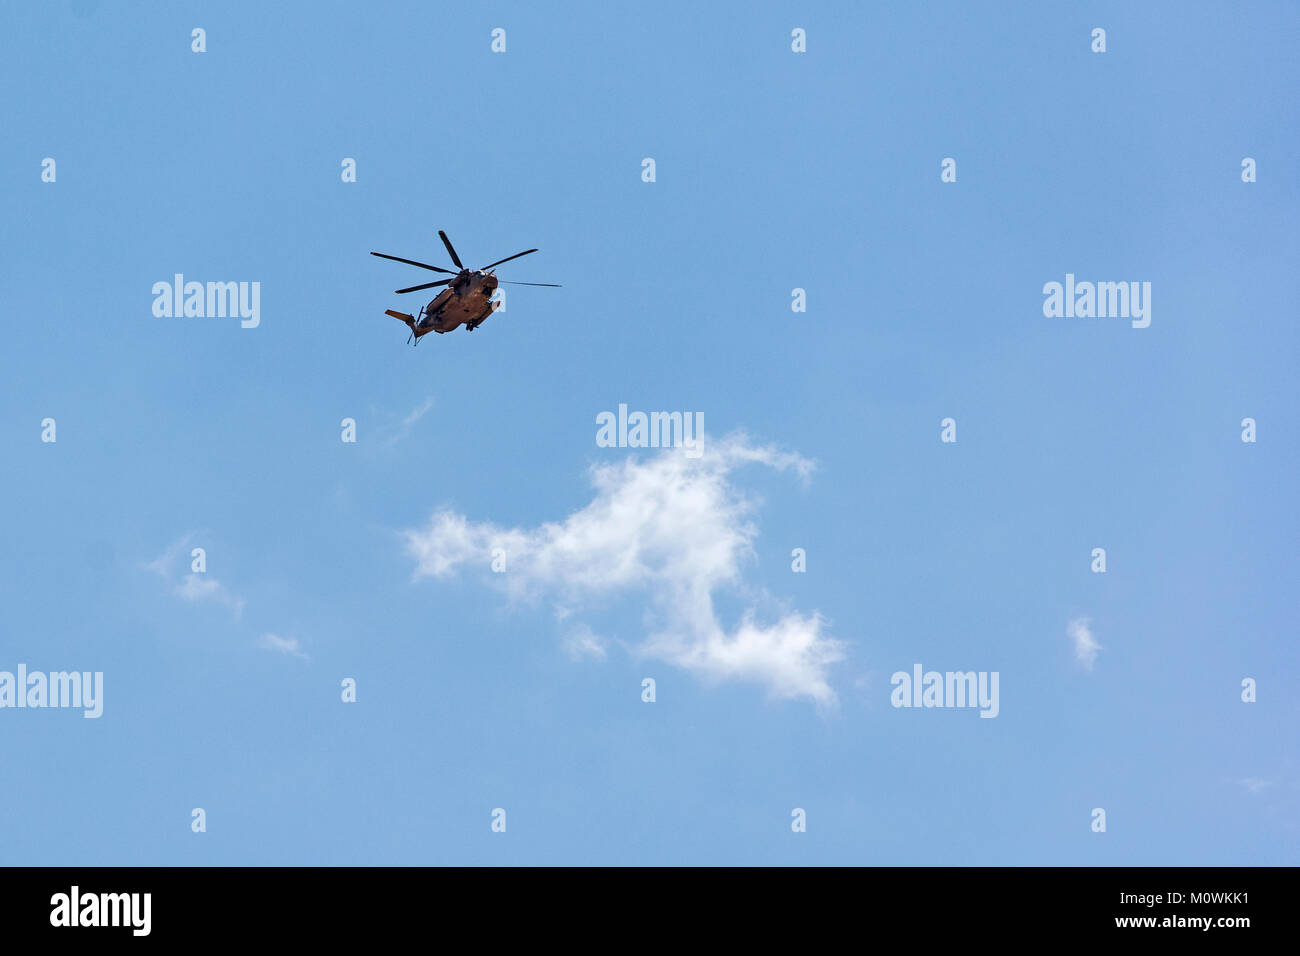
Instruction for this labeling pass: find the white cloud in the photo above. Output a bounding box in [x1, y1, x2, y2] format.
[383, 396, 435, 446]
[145, 536, 245, 618]
[1237, 777, 1272, 794]
[175, 573, 245, 617]
[142, 535, 193, 578]
[563, 623, 608, 661]
[259, 633, 309, 660]
[402, 396, 435, 429]
[402, 433, 844, 706]
[1068, 617, 1101, 671]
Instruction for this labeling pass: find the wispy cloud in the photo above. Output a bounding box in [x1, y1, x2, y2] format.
[1237, 777, 1272, 794]
[175, 573, 245, 617]
[401, 396, 435, 429]
[147, 537, 306, 662]
[382, 396, 435, 446]
[259, 633, 309, 661]
[401, 433, 843, 706]
[563, 623, 608, 661]
[145, 535, 245, 618]
[1068, 617, 1101, 671]
[142, 534, 193, 578]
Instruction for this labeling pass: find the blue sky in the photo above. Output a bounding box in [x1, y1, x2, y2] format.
[1, 0, 1296, 865]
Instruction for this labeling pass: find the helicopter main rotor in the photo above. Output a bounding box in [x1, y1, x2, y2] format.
[370, 229, 560, 294]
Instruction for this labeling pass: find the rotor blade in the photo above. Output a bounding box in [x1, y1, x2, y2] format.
[438, 230, 464, 270]
[371, 252, 457, 275]
[395, 279, 453, 294]
[480, 249, 538, 270]
[497, 280, 561, 287]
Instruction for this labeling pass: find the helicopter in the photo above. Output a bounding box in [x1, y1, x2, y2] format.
[371, 229, 559, 345]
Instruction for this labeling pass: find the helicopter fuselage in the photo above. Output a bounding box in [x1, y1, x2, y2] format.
[417, 270, 499, 335]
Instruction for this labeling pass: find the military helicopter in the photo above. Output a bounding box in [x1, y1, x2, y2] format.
[371, 230, 559, 345]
